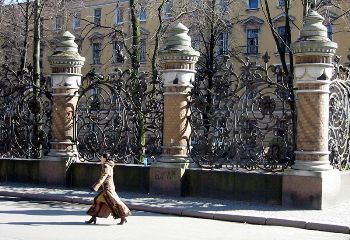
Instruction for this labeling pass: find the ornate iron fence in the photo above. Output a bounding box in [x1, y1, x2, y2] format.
[189, 53, 296, 171]
[329, 57, 350, 170]
[0, 66, 52, 159]
[74, 69, 163, 163]
[1, 55, 349, 172]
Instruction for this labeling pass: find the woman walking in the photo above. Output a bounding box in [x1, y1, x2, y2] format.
[85, 153, 131, 225]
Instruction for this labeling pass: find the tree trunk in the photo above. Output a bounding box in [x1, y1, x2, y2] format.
[20, 0, 30, 72]
[129, 0, 145, 163]
[32, 0, 42, 158]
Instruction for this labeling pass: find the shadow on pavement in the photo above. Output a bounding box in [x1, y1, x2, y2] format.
[0, 209, 85, 216]
[0, 221, 113, 226]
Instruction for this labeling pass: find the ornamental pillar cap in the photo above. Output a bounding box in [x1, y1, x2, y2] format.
[291, 9, 337, 57]
[160, 23, 200, 62]
[49, 31, 85, 68]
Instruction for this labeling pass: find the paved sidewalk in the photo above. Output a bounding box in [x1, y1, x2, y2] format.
[0, 182, 349, 234]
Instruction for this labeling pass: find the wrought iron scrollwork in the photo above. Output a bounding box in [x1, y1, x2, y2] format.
[0, 66, 52, 158]
[75, 69, 163, 163]
[189, 53, 295, 171]
[329, 57, 350, 170]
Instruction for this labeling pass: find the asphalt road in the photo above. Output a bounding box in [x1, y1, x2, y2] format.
[0, 197, 349, 240]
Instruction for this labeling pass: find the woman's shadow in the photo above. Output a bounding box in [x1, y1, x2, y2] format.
[1, 221, 113, 226]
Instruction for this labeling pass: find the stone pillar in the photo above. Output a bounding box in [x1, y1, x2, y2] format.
[282, 10, 340, 209]
[149, 23, 199, 195]
[40, 31, 85, 186]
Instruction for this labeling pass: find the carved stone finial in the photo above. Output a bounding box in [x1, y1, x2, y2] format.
[291, 9, 337, 57]
[55, 31, 79, 53]
[49, 31, 85, 67]
[161, 23, 200, 59]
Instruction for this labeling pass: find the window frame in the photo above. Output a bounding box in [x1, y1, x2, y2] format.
[92, 42, 102, 65]
[112, 41, 124, 64]
[94, 8, 102, 27]
[217, 31, 229, 56]
[277, 26, 289, 52]
[278, 0, 285, 8]
[326, 23, 333, 41]
[248, 0, 259, 9]
[140, 39, 147, 62]
[163, 0, 173, 19]
[220, 0, 229, 13]
[246, 28, 259, 55]
[53, 16, 62, 32]
[72, 12, 81, 30]
[192, 34, 200, 51]
[139, 5, 147, 22]
[115, 7, 123, 25]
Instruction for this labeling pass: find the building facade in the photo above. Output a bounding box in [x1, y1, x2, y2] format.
[40, 0, 350, 76]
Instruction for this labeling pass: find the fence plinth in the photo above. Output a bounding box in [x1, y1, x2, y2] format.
[282, 10, 340, 209]
[149, 23, 199, 196]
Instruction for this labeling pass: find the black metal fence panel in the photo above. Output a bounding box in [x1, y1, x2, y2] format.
[74, 69, 163, 163]
[329, 58, 350, 170]
[189, 54, 296, 171]
[0, 66, 51, 159]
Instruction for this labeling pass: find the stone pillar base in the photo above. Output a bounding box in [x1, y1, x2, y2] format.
[39, 157, 67, 186]
[282, 169, 340, 209]
[47, 151, 79, 163]
[149, 155, 189, 196]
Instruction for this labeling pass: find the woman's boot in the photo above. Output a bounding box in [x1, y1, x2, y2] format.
[118, 218, 127, 225]
[85, 216, 97, 224]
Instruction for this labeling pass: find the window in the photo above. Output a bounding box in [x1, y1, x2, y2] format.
[214, 127, 225, 146]
[275, 67, 288, 99]
[218, 32, 229, 55]
[275, 119, 286, 137]
[192, 35, 200, 51]
[192, 0, 202, 6]
[94, 8, 101, 27]
[220, 0, 229, 12]
[327, 24, 333, 40]
[115, 7, 123, 24]
[278, 0, 285, 7]
[112, 41, 124, 63]
[90, 87, 100, 96]
[92, 42, 101, 65]
[277, 26, 289, 51]
[139, 6, 147, 21]
[140, 39, 147, 62]
[248, 0, 259, 9]
[73, 12, 81, 30]
[164, 0, 173, 18]
[53, 16, 62, 32]
[246, 29, 259, 54]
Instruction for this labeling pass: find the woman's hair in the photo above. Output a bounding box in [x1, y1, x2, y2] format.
[101, 153, 112, 161]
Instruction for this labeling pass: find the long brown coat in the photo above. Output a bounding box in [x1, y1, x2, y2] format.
[87, 161, 131, 219]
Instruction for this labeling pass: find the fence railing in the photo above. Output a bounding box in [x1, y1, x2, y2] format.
[1, 57, 350, 172]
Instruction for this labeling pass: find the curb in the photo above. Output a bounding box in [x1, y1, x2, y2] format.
[0, 191, 349, 234]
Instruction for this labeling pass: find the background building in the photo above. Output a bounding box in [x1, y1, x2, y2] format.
[35, 0, 350, 76]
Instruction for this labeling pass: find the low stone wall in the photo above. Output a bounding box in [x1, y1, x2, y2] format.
[0, 158, 40, 183]
[66, 163, 149, 193]
[0, 158, 285, 204]
[182, 169, 283, 204]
